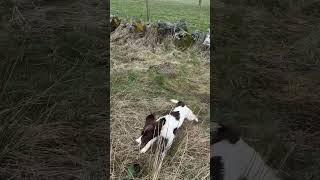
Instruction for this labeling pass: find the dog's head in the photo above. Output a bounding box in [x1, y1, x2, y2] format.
[135, 114, 166, 148]
[174, 101, 198, 122]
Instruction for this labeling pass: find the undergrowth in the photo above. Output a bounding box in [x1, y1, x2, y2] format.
[110, 26, 210, 179]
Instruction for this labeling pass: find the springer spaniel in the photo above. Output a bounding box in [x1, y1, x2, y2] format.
[135, 99, 198, 156]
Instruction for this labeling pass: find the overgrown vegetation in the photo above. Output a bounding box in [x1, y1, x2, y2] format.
[0, 0, 108, 179]
[214, 0, 320, 179]
[110, 24, 210, 179]
[111, 0, 210, 31]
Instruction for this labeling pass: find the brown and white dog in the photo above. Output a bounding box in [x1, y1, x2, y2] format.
[135, 99, 198, 155]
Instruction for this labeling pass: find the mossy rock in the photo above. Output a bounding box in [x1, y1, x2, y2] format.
[191, 30, 207, 42]
[175, 19, 188, 32]
[173, 31, 195, 50]
[156, 19, 188, 37]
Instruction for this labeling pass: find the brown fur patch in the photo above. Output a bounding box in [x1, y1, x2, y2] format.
[170, 111, 180, 120]
[140, 116, 166, 147]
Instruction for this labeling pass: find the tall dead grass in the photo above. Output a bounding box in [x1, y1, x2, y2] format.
[110, 23, 210, 179]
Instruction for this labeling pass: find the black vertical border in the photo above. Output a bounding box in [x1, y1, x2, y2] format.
[209, 0, 215, 179]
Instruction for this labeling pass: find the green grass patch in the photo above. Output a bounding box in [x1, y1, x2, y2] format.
[111, 0, 210, 31]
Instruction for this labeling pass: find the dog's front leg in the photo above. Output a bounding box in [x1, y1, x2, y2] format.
[140, 137, 158, 153]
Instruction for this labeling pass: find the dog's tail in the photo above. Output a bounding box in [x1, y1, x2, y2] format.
[170, 99, 179, 104]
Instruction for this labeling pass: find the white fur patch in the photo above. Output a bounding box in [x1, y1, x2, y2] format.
[139, 137, 158, 153]
[170, 99, 179, 104]
[135, 136, 142, 146]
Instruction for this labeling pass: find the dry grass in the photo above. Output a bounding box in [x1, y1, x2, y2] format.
[0, 0, 108, 179]
[110, 26, 210, 179]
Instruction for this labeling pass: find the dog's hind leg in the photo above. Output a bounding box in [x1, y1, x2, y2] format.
[140, 137, 158, 153]
[161, 135, 175, 157]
